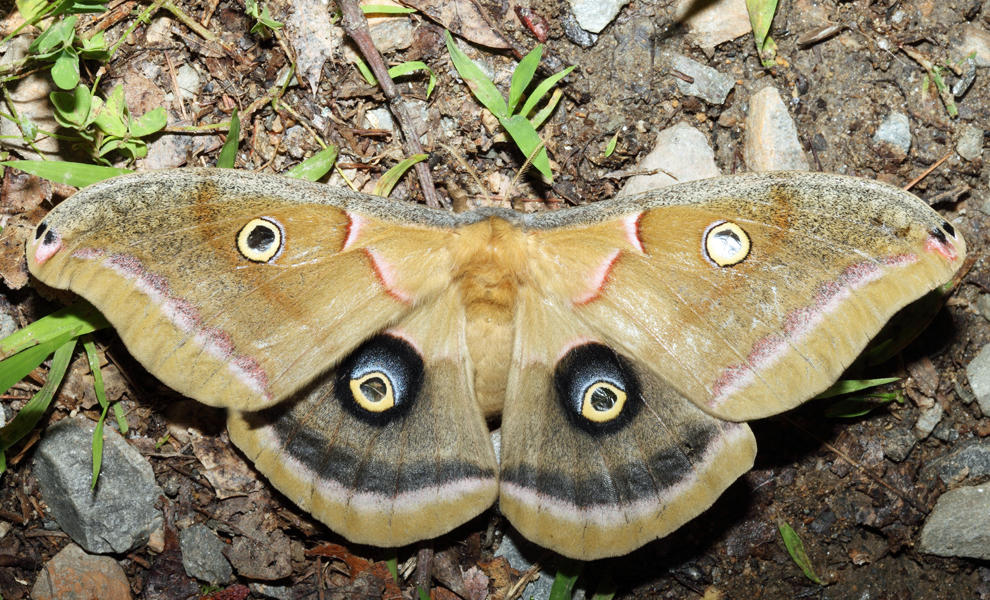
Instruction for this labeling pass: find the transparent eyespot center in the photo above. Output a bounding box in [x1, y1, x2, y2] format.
[704, 221, 751, 267]
[590, 385, 617, 412]
[236, 217, 283, 262]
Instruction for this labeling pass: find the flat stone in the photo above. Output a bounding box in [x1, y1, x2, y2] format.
[32, 543, 131, 600]
[919, 485, 990, 560]
[674, 0, 751, 54]
[921, 438, 990, 486]
[33, 417, 163, 554]
[967, 344, 990, 417]
[668, 54, 735, 104]
[0, 37, 60, 160]
[914, 403, 944, 439]
[873, 112, 912, 156]
[619, 121, 720, 197]
[956, 124, 984, 162]
[976, 294, 990, 322]
[568, 0, 629, 33]
[883, 427, 917, 462]
[958, 23, 990, 67]
[180, 524, 232, 584]
[494, 532, 556, 599]
[743, 86, 810, 171]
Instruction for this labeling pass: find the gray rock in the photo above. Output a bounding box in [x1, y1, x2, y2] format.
[977, 294, 990, 322]
[882, 427, 916, 462]
[669, 54, 735, 105]
[250, 583, 295, 600]
[494, 531, 556, 599]
[873, 112, 912, 155]
[618, 122, 720, 197]
[956, 124, 984, 161]
[919, 485, 990, 560]
[914, 403, 943, 439]
[180, 524, 232, 584]
[32, 417, 163, 554]
[967, 344, 990, 417]
[560, 11, 597, 47]
[743, 86, 810, 172]
[958, 23, 990, 67]
[568, 0, 628, 33]
[921, 438, 990, 486]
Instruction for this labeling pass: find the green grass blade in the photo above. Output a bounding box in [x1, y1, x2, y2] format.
[0, 330, 77, 397]
[0, 303, 109, 359]
[518, 65, 573, 119]
[216, 108, 240, 168]
[815, 377, 900, 399]
[549, 563, 582, 600]
[529, 87, 562, 130]
[508, 44, 542, 115]
[384, 554, 399, 581]
[361, 4, 416, 14]
[417, 586, 429, 600]
[746, 0, 778, 48]
[0, 160, 131, 187]
[354, 56, 377, 86]
[373, 153, 428, 197]
[445, 31, 507, 118]
[285, 145, 338, 181]
[388, 61, 437, 97]
[91, 403, 106, 488]
[824, 392, 902, 419]
[499, 114, 551, 179]
[0, 338, 77, 452]
[778, 520, 823, 584]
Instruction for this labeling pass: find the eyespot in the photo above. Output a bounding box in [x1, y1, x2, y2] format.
[236, 217, 284, 263]
[941, 221, 956, 238]
[335, 334, 423, 424]
[554, 343, 639, 433]
[35, 222, 48, 240]
[349, 372, 395, 412]
[703, 221, 750, 267]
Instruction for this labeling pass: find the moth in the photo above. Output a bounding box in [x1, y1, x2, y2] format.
[25, 169, 964, 560]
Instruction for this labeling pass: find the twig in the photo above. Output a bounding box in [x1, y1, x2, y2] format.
[337, 0, 440, 208]
[903, 151, 952, 191]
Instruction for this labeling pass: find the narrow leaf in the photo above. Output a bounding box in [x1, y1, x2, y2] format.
[0, 303, 107, 359]
[445, 31, 507, 117]
[778, 520, 824, 585]
[1, 160, 127, 189]
[217, 109, 240, 168]
[374, 153, 428, 197]
[500, 114, 551, 179]
[388, 61, 437, 97]
[518, 65, 574, 119]
[361, 4, 416, 14]
[508, 44, 542, 115]
[0, 330, 77, 397]
[746, 0, 778, 48]
[285, 145, 338, 181]
[815, 377, 900, 399]
[0, 338, 77, 451]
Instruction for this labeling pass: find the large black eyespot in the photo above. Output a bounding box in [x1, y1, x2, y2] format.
[941, 221, 956, 238]
[554, 343, 640, 434]
[334, 334, 424, 424]
[35, 222, 48, 240]
[236, 217, 284, 263]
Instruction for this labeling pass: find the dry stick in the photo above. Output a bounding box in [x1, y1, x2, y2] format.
[903, 151, 953, 192]
[338, 0, 441, 209]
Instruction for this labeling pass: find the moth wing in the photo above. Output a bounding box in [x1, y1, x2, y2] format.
[26, 169, 457, 410]
[228, 287, 499, 546]
[527, 172, 964, 421]
[498, 291, 756, 560]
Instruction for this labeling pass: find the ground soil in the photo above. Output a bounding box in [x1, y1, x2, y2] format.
[1, 0, 989, 598]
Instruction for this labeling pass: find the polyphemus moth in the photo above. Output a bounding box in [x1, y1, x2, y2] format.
[25, 169, 964, 560]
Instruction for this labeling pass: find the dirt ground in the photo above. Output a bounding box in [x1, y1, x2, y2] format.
[1, 0, 989, 598]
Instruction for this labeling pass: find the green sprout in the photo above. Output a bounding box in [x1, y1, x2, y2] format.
[445, 31, 573, 181]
